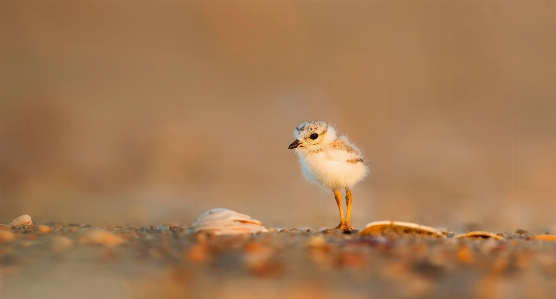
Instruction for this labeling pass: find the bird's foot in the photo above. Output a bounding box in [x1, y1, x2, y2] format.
[334, 222, 357, 233]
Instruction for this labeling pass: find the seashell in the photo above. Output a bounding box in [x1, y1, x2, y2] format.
[187, 208, 268, 235]
[533, 235, 556, 241]
[9, 214, 33, 228]
[359, 221, 446, 238]
[454, 231, 504, 240]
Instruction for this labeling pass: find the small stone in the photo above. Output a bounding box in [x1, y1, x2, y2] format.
[336, 251, 367, 269]
[186, 243, 210, 264]
[243, 242, 282, 277]
[79, 229, 124, 246]
[52, 236, 73, 252]
[306, 235, 326, 248]
[67, 227, 79, 233]
[37, 225, 52, 233]
[169, 226, 184, 232]
[456, 245, 474, 264]
[25, 233, 38, 240]
[0, 230, 15, 243]
[9, 214, 33, 229]
[444, 231, 456, 238]
[157, 225, 170, 232]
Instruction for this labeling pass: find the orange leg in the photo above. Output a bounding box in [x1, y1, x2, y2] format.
[344, 187, 356, 232]
[333, 189, 346, 229]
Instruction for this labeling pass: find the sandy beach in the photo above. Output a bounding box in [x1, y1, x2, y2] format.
[2, 223, 556, 299]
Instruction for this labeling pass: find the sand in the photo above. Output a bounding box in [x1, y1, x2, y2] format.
[1, 223, 556, 299]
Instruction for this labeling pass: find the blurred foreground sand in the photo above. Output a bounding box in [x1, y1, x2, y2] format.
[2, 224, 556, 299]
[2, 1, 556, 232]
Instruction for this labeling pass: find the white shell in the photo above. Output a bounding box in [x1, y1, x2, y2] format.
[360, 220, 446, 238]
[187, 208, 268, 235]
[9, 214, 33, 228]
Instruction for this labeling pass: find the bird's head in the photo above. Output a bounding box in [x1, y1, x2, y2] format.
[288, 121, 337, 150]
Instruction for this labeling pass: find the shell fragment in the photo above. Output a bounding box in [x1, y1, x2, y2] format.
[360, 221, 446, 238]
[187, 208, 268, 235]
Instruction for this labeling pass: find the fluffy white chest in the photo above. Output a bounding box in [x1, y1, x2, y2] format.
[297, 149, 368, 190]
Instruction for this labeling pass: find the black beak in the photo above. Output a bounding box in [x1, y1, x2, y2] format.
[288, 139, 301, 149]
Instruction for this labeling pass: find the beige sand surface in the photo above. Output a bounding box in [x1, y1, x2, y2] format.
[2, 224, 556, 299]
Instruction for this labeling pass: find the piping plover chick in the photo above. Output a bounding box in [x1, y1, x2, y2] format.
[288, 120, 369, 232]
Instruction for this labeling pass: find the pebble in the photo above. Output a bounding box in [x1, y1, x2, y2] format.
[79, 230, 124, 246]
[52, 236, 73, 252]
[0, 230, 16, 243]
[9, 214, 33, 229]
[186, 243, 210, 264]
[456, 245, 474, 264]
[37, 225, 52, 233]
[157, 225, 170, 232]
[243, 242, 281, 277]
[306, 235, 326, 247]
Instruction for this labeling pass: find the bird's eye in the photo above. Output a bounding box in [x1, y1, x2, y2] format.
[309, 133, 319, 140]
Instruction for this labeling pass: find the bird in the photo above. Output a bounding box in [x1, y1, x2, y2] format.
[288, 120, 369, 232]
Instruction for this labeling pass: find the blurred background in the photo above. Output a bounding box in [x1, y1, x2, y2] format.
[1, 1, 555, 232]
